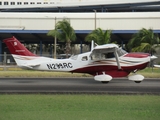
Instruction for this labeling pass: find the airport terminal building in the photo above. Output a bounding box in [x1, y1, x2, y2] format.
[0, 0, 160, 64]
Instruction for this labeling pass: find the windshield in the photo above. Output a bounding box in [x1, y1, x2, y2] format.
[117, 48, 127, 56]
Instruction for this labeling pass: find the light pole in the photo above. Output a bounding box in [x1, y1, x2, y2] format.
[54, 17, 57, 59]
[93, 9, 97, 30]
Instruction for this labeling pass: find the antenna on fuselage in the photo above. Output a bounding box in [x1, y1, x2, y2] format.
[91, 40, 94, 51]
[91, 40, 98, 51]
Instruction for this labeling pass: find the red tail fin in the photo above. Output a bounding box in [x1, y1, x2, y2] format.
[3, 36, 37, 56]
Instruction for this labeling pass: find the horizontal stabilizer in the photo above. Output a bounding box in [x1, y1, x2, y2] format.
[20, 63, 40, 69]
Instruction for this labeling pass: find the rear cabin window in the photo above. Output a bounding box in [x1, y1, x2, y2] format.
[82, 56, 88, 61]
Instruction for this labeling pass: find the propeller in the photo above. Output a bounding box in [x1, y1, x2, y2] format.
[150, 55, 157, 61]
[150, 55, 158, 72]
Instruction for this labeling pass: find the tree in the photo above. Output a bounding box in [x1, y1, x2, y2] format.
[127, 28, 160, 55]
[47, 18, 76, 58]
[85, 28, 112, 45]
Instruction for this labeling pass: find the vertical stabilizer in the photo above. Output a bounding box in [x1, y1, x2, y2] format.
[3, 36, 37, 56]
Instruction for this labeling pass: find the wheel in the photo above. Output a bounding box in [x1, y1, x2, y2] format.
[101, 81, 109, 84]
[134, 81, 141, 83]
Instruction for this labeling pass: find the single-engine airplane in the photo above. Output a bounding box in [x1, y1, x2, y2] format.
[3, 36, 156, 83]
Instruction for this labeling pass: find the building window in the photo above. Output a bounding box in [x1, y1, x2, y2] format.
[11, 2, 15, 5]
[4, 2, 8, 5]
[37, 2, 41, 4]
[30, 2, 35, 4]
[44, 2, 48, 4]
[24, 2, 28, 5]
[17, 2, 22, 5]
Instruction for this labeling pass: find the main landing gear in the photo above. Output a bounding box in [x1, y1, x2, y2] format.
[94, 72, 144, 84]
[94, 72, 112, 84]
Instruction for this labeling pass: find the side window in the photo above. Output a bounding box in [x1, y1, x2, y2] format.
[105, 52, 115, 58]
[0, 2, 2, 5]
[82, 56, 88, 61]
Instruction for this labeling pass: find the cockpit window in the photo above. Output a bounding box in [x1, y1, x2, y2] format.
[103, 53, 115, 58]
[90, 52, 115, 60]
[117, 48, 127, 56]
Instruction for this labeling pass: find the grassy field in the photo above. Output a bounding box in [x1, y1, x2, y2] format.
[0, 67, 160, 78]
[0, 68, 160, 120]
[0, 95, 160, 120]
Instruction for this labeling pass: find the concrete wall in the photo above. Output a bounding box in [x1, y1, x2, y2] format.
[0, 12, 160, 31]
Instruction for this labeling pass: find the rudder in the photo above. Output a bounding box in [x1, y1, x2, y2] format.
[3, 36, 37, 56]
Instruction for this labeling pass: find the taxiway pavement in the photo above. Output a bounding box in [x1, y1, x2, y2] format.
[0, 78, 160, 94]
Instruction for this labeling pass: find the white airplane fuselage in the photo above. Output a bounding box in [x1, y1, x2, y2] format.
[12, 52, 150, 77]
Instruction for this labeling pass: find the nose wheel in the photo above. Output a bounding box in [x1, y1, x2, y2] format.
[128, 74, 144, 83]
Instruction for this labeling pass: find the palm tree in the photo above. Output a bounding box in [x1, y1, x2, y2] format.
[47, 18, 76, 58]
[127, 28, 160, 55]
[85, 28, 112, 45]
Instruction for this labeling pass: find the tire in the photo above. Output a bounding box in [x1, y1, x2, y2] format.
[101, 81, 109, 84]
[135, 81, 141, 83]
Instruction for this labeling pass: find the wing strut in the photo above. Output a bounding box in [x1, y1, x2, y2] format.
[114, 49, 121, 70]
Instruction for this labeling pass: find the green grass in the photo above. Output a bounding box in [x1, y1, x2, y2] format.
[137, 67, 160, 78]
[0, 95, 160, 120]
[0, 71, 91, 78]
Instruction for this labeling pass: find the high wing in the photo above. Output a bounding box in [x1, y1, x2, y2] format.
[90, 44, 121, 69]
